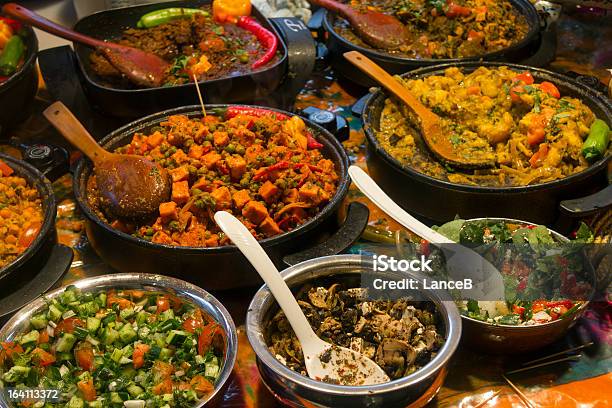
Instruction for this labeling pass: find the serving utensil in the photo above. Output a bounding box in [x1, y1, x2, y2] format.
[348, 165, 505, 301]
[309, 0, 410, 50]
[344, 51, 494, 169]
[214, 211, 390, 386]
[2, 3, 169, 87]
[44, 102, 171, 220]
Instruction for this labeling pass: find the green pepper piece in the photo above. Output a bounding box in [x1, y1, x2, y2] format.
[136, 8, 209, 28]
[582, 119, 610, 163]
[0, 35, 25, 76]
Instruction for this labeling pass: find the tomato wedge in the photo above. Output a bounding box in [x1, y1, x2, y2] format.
[31, 347, 56, 367]
[133, 343, 150, 369]
[75, 342, 94, 371]
[0, 159, 14, 176]
[54, 317, 85, 335]
[198, 322, 224, 355]
[538, 81, 560, 98]
[77, 378, 96, 401]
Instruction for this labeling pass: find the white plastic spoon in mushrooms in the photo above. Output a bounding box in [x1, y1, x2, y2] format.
[348, 165, 505, 303]
[214, 211, 390, 386]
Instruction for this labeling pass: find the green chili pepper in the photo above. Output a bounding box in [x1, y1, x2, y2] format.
[0, 35, 25, 76]
[582, 119, 610, 163]
[136, 8, 210, 28]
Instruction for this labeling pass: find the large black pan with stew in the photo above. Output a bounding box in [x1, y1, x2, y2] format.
[72, 105, 367, 290]
[361, 62, 612, 230]
[70, 0, 315, 118]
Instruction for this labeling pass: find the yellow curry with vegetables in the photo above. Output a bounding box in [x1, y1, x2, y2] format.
[0, 159, 43, 268]
[377, 66, 605, 186]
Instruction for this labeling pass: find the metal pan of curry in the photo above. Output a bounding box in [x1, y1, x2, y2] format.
[361, 62, 612, 228]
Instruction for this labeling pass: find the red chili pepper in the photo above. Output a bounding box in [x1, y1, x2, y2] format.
[546, 300, 574, 309]
[220, 106, 290, 121]
[237, 16, 278, 70]
[512, 304, 525, 317]
[252, 160, 290, 181]
[307, 164, 323, 172]
[306, 133, 324, 149]
[0, 17, 22, 32]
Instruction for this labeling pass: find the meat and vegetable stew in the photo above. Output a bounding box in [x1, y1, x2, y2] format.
[334, 0, 530, 59]
[87, 108, 340, 247]
[0, 286, 226, 407]
[376, 66, 609, 187]
[90, 6, 279, 88]
[0, 159, 43, 269]
[265, 280, 443, 381]
[434, 219, 591, 325]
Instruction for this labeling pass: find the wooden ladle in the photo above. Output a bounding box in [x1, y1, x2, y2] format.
[2, 3, 169, 88]
[43, 102, 171, 220]
[309, 0, 410, 50]
[344, 51, 495, 169]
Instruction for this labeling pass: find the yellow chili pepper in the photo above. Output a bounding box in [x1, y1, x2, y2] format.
[212, 0, 252, 23]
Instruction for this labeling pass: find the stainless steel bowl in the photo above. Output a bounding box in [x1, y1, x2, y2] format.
[246, 255, 462, 408]
[459, 218, 592, 354]
[0, 273, 238, 408]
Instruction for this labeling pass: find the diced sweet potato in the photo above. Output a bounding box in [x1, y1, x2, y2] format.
[202, 152, 222, 169]
[213, 131, 229, 147]
[172, 181, 190, 205]
[169, 165, 190, 182]
[192, 176, 209, 191]
[259, 216, 281, 237]
[211, 186, 231, 210]
[242, 201, 268, 225]
[298, 182, 329, 206]
[172, 149, 189, 164]
[159, 202, 178, 220]
[232, 189, 251, 209]
[284, 188, 299, 203]
[226, 155, 247, 180]
[188, 144, 205, 159]
[258, 181, 279, 204]
[146, 131, 164, 148]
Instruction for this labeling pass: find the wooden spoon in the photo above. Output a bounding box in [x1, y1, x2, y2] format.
[43, 102, 171, 220]
[309, 0, 410, 50]
[344, 51, 495, 169]
[2, 3, 169, 88]
[214, 211, 390, 386]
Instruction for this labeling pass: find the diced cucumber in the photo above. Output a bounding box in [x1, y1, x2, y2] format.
[73, 326, 90, 340]
[120, 308, 135, 320]
[110, 392, 123, 404]
[87, 317, 101, 333]
[111, 348, 124, 363]
[47, 304, 63, 322]
[56, 333, 77, 352]
[77, 301, 100, 316]
[59, 288, 78, 305]
[127, 383, 144, 397]
[57, 352, 73, 362]
[66, 395, 84, 408]
[165, 330, 189, 346]
[102, 312, 117, 325]
[119, 324, 137, 344]
[102, 327, 119, 345]
[88, 401, 104, 408]
[194, 355, 205, 365]
[159, 309, 174, 321]
[2, 366, 31, 383]
[204, 360, 219, 378]
[137, 326, 151, 339]
[96, 292, 107, 307]
[30, 313, 48, 330]
[159, 348, 174, 361]
[135, 311, 147, 326]
[19, 330, 40, 345]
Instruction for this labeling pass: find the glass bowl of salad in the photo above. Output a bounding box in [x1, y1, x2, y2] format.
[433, 217, 595, 354]
[0, 273, 237, 407]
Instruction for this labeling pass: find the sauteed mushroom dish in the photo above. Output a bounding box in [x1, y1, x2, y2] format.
[87, 109, 340, 247]
[377, 66, 608, 186]
[334, 0, 530, 59]
[0, 159, 43, 269]
[265, 280, 444, 381]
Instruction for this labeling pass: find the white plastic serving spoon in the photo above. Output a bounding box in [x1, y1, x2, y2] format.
[348, 165, 505, 302]
[214, 211, 390, 386]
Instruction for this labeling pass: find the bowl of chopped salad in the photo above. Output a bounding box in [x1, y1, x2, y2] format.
[0, 273, 237, 407]
[0, 14, 37, 132]
[433, 217, 595, 353]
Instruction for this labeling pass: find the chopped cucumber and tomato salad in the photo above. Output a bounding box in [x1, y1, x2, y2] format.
[434, 219, 592, 326]
[0, 286, 225, 407]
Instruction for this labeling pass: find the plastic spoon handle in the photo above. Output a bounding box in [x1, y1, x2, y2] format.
[348, 166, 454, 244]
[43, 102, 111, 164]
[214, 211, 321, 352]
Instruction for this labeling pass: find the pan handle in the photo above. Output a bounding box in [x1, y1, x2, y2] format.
[559, 184, 612, 218]
[6, 142, 69, 182]
[282, 201, 369, 266]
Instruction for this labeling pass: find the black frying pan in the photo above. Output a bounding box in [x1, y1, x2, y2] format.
[313, 0, 544, 87]
[72, 105, 367, 290]
[71, 0, 314, 118]
[361, 62, 612, 230]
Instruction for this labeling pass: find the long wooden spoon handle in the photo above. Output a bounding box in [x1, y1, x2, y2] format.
[308, 0, 350, 15]
[343, 51, 438, 122]
[43, 102, 111, 164]
[2, 3, 107, 49]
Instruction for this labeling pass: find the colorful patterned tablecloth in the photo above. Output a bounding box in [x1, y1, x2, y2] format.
[3, 7, 612, 408]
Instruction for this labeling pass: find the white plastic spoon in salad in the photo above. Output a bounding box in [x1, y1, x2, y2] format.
[348, 165, 505, 303]
[214, 211, 390, 386]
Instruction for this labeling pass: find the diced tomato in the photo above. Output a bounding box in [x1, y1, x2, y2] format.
[152, 378, 173, 395]
[133, 343, 150, 369]
[153, 360, 174, 379]
[77, 378, 96, 402]
[445, 2, 471, 17]
[75, 342, 94, 371]
[538, 81, 560, 98]
[529, 144, 549, 168]
[513, 72, 534, 85]
[182, 310, 205, 334]
[1, 342, 23, 359]
[510, 85, 524, 102]
[106, 293, 134, 310]
[55, 318, 85, 335]
[467, 30, 484, 42]
[198, 323, 224, 356]
[0, 160, 14, 176]
[190, 375, 214, 396]
[38, 330, 50, 345]
[31, 347, 56, 367]
[512, 305, 525, 317]
[156, 296, 171, 314]
[546, 300, 574, 310]
[532, 300, 548, 313]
